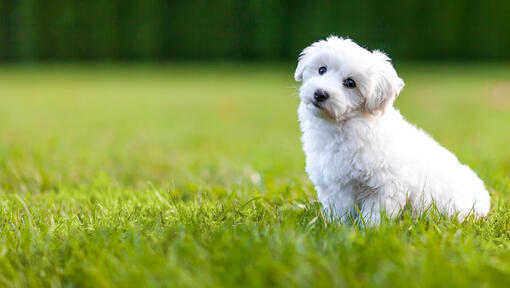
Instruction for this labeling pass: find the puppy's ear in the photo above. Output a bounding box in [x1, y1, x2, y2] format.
[294, 58, 305, 82]
[294, 46, 312, 82]
[365, 50, 405, 114]
[294, 42, 317, 81]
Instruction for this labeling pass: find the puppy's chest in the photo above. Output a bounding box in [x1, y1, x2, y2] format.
[303, 130, 363, 185]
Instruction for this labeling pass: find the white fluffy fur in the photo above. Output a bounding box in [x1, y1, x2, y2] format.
[295, 36, 490, 224]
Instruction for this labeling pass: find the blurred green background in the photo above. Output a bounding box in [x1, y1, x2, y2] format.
[1, 1, 510, 287]
[1, 0, 510, 62]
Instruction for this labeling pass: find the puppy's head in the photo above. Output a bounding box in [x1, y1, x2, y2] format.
[295, 36, 404, 122]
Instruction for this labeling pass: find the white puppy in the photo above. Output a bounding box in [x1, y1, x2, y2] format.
[295, 36, 490, 224]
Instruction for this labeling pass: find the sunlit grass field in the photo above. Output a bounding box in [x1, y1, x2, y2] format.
[0, 64, 509, 287]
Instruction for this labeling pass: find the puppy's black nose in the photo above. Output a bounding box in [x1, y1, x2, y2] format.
[314, 89, 329, 102]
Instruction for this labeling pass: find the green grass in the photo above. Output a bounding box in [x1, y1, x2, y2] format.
[0, 64, 509, 287]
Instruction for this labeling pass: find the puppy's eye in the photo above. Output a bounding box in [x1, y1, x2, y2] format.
[343, 78, 356, 88]
[318, 66, 327, 75]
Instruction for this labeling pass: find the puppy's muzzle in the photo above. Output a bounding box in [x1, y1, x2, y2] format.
[314, 89, 329, 102]
[313, 89, 329, 108]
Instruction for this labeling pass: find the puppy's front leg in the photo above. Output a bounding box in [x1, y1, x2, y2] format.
[320, 192, 356, 222]
[360, 191, 406, 225]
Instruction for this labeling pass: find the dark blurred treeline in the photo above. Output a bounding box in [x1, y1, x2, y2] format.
[0, 0, 509, 62]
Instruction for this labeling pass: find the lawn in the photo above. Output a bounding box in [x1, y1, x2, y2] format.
[0, 64, 509, 287]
